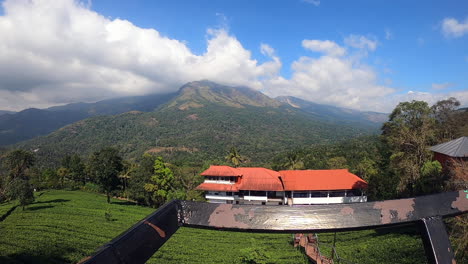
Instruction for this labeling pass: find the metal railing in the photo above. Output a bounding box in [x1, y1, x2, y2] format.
[80, 190, 468, 264]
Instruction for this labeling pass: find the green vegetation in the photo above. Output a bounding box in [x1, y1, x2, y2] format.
[0, 190, 307, 264]
[317, 227, 426, 264]
[0, 190, 154, 263]
[14, 81, 375, 168]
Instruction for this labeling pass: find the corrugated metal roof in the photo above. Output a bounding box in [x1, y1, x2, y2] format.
[279, 169, 368, 191]
[430, 137, 468, 157]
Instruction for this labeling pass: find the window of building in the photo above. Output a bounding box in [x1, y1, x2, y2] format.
[329, 191, 346, 197]
[250, 191, 267, 196]
[293, 192, 308, 198]
[310, 191, 328, 197]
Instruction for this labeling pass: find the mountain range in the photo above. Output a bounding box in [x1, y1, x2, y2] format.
[4, 81, 388, 166]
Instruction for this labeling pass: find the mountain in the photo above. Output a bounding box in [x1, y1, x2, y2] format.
[277, 96, 388, 126]
[14, 81, 376, 167]
[0, 92, 176, 145]
[0, 110, 15, 116]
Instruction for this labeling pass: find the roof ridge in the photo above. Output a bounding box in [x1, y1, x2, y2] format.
[454, 136, 467, 157]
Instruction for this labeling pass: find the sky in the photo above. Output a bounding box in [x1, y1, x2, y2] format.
[0, 0, 467, 112]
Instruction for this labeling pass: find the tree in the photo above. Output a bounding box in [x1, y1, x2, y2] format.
[327, 156, 348, 169]
[2, 150, 35, 208]
[284, 151, 304, 170]
[415, 160, 443, 195]
[88, 147, 123, 203]
[62, 154, 86, 185]
[128, 154, 156, 205]
[225, 147, 244, 167]
[355, 157, 378, 182]
[382, 100, 435, 196]
[144, 156, 174, 207]
[431, 97, 461, 141]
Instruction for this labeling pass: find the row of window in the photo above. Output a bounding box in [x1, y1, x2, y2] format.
[207, 190, 363, 198]
[205, 176, 237, 182]
[292, 190, 362, 198]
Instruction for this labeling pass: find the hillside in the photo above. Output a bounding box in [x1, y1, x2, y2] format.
[277, 96, 388, 126]
[0, 110, 15, 116]
[15, 81, 375, 167]
[0, 190, 427, 264]
[0, 190, 307, 264]
[0, 93, 175, 146]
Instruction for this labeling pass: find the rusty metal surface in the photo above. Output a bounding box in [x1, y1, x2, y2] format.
[418, 216, 456, 264]
[81, 190, 468, 264]
[79, 200, 181, 264]
[183, 190, 468, 232]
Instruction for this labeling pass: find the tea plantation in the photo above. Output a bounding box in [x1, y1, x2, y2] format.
[0, 190, 427, 264]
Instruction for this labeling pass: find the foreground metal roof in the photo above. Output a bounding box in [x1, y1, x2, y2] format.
[430, 136, 468, 157]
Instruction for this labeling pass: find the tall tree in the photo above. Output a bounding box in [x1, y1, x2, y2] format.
[144, 156, 174, 207]
[284, 151, 304, 170]
[128, 154, 156, 205]
[431, 97, 461, 141]
[225, 147, 244, 167]
[2, 150, 36, 208]
[88, 147, 123, 203]
[382, 100, 436, 196]
[62, 154, 86, 185]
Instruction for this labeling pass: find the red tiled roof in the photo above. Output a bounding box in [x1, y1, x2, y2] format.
[196, 183, 239, 192]
[237, 168, 283, 191]
[279, 169, 368, 191]
[200, 165, 242, 177]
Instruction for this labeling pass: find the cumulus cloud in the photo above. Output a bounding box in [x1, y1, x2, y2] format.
[441, 17, 468, 38]
[302, 40, 346, 57]
[0, 0, 280, 110]
[263, 39, 395, 112]
[0, 0, 466, 113]
[344, 35, 378, 51]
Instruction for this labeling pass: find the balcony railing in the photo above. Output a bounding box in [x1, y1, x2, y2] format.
[80, 190, 468, 264]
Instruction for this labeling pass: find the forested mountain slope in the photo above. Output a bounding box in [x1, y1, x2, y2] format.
[15, 81, 375, 167]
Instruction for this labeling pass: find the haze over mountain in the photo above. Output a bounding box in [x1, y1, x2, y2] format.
[0, 81, 386, 146]
[13, 81, 379, 167]
[0, 93, 176, 145]
[277, 96, 388, 125]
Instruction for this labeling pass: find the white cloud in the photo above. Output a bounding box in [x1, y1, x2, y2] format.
[344, 35, 378, 51]
[385, 29, 393, 40]
[302, 40, 346, 57]
[302, 0, 320, 6]
[0, 0, 466, 113]
[0, 0, 280, 110]
[441, 17, 468, 38]
[432, 82, 454, 90]
[263, 39, 395, 112]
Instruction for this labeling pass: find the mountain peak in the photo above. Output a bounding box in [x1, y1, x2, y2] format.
[166, 81, 281, 110]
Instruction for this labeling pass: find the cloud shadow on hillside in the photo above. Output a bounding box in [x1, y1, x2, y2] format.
[34, 199, 70, 204]
[27, 205, 55, 211]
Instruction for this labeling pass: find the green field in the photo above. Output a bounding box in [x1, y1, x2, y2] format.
[0, 190, 307, 264]
[0, 190, 429, 264]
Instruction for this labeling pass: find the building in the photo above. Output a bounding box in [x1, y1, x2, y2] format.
[196, 165, 368, 205]
[430, 136, 468, 168]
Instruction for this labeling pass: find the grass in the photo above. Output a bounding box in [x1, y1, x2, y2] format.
[0, 190, 307, 264]
[316, 227, 427, 264]
[0, 190, 154, 263]
[0, 190, 430, 264]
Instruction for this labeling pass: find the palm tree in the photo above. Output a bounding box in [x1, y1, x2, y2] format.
[284, 152, 304, 170]
[225, 147, 244, 167]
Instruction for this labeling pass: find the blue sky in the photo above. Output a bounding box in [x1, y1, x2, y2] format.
[0, 0, 467, 111]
